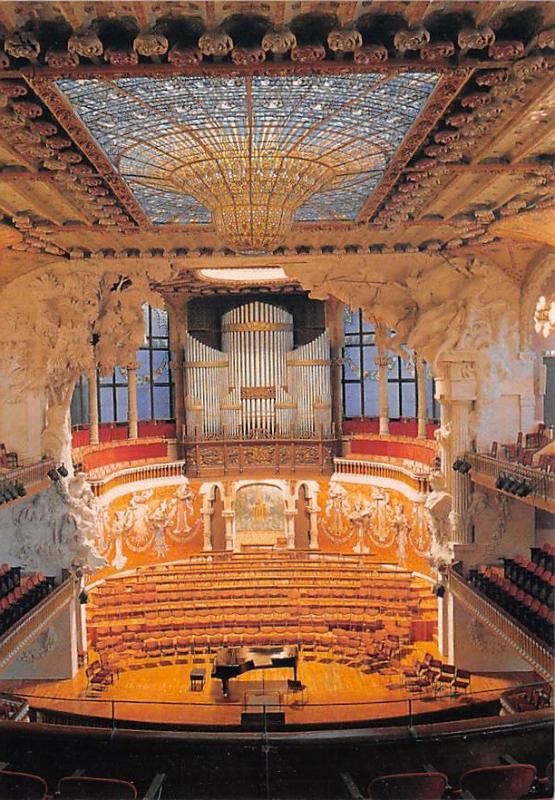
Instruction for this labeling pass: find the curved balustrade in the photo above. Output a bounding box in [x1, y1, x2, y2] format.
[0, 459, 54, 490]
[334, 457, 430, 494]
[88, 462, 185, 498]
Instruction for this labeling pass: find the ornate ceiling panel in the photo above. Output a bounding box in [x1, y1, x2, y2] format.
[56, 71, 438, 250]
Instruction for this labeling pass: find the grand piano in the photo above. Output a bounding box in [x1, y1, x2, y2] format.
[211, 645, 299, 697]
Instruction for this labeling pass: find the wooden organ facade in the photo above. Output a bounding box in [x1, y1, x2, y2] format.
[183, 300, 335, 474]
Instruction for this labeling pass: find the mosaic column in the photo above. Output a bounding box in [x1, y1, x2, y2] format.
[88, 368, 99, 445]
[308, 501, 320, 550]
[417, 356, 427, 439]
[127, 361, 139, 440]
[285, 509, 296, 549]
[223, 510, 235, 552]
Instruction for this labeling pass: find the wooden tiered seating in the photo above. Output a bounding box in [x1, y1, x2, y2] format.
[86, 553, 432, 687]
[0, 567, 56, 637]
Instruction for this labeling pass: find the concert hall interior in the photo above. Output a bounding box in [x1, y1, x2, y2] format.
[0, 1, 553, 798]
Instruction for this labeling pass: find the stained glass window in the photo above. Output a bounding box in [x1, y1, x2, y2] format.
[70, 305, 173, 426]
[342, 308, 438, 420]
[56, 72, 439, 236]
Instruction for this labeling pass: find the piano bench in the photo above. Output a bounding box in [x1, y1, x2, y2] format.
[190, 668, 206, 692]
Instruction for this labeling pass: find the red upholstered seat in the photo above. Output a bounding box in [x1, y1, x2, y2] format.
[0, 770, 48, 800]
[459, 764, 536, 800]
[58, 775, 137, 799]
[367, 771, 448, 799]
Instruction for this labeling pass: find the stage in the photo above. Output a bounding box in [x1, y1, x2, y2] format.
[2, 648, 535, 731]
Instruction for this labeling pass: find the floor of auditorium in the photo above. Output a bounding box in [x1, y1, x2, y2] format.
[4, 646, 536, 729]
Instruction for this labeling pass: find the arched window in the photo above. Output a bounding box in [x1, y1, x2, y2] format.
[70, 305, 173, 425]
[342, 308, 437, 420]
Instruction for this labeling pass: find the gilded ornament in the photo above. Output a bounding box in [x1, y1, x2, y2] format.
[45, 48, 79, 68]
[261, 29, 296, 54]
[231, 47, 266, 65]
[457, 26, 495, 51]
[445, 111, 473, 127]
[475, 70, 508, 87]
[290, 44, 326, 62]
[393, 26, 430, 53]
[512, 56, 547, 80]
[460, 91, 491, 108]
[488, 40, 525, 60]
[0, 52, 9, 70]
[104, 48, 139, 65]
[353, 44, 388, 63]
[420, 40, 455, 61]
[133, 30, 169, 57]
[68, 31, 104, 59]
[168, 45, 202, 66]
[4, 30, 40, 60]
[30, 120, 57, 136]
[327, 28, 363, 53]
[198, 31, 233, 57]
[537, 27, 555, 49]
[12, 101, 43, 119]
[0, 83, 27, 98]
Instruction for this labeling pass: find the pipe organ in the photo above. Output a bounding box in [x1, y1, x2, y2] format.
[184, 301, 332, 439]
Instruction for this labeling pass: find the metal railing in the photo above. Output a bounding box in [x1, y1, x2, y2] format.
[448, 569, 554, 682]
[88, 461, 185, 497]
[0, 458, 54, 490]
[334, 457, 429, 494]
[465, 453, 554, 506]
[0, 578, 75, 671]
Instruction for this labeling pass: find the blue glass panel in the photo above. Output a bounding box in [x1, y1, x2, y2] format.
[343, 307, 359, 334]
[151, 350, 170, 383]
[344, 383, 361, 418]
[401, 383, 416, 417]
[388, 383, 400, 420]
[99, 387, 115, 423]
[362, 346, 377, 376]
[137, 385, 151, 420]
[137, 350, 150, 379]
[150, 307, 168, 337]
[343, 347, 361, 380]
[362, 378, 379, 417]
[56, 71, 439, 225]
[153, 386, 171, 419]
[116, 386, 129, 422]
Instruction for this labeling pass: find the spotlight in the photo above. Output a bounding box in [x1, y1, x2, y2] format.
[47, 468, 60, 482]
[78, 590, 89, 605]
[0, 494, 5, 505]
[15, 482, 26, 497]
[495, 474, 505, 490]
[434, 584, 446, 598]
[504, 476, 520, 493]
[452, 459, 463, 471]
[459, 461, 472, 474]
[57, 464, 68, 478]
[515, 481, 532, 497]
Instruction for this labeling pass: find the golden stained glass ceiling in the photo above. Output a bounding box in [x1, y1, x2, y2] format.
[57, 72, 439, 252]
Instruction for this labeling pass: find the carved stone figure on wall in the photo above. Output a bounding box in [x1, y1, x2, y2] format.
[425, 472, 454, 569]
[349, 500, 372, 554]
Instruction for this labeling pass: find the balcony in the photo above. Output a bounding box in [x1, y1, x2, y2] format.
[334, 457, 430, 495]
[448, 568, 554, 682]
[464, 453, 555, 514]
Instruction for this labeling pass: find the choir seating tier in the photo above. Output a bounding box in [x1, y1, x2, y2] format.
[86, 553, 434, 686]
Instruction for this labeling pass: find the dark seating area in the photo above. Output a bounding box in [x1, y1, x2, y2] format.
[0, 769, 164, 800]
[501, 682, 552, 714]
[361, 760, 554, 800]
[0, 566, 56, 637]
[0, 442, 19, 469]
[468, 544, 555, 647]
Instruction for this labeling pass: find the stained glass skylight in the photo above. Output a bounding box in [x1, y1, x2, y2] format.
[57, 72, 439, 250]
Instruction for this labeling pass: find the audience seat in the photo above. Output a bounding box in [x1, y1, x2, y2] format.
[0, 770, 48, 800]
[458, 764, 536, 800]
[367, 771, 448, 799]
[58, 775, 138, 799]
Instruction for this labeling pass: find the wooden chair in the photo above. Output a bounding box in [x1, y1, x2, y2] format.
[458, 764, 536, 800]
[368, 771, 448, 800]
[0, 770, 48, 800]
[504, 433, 523, 462]
[58, 775, 138, 799]
[452, 668, 471, 694]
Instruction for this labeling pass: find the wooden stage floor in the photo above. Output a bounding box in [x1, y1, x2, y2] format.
[3, 649, 536, 730]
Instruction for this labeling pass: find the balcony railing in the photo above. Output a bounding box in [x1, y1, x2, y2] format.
[0, 458, 54, 491]
[88, 461, 185, 497]
[448, 568, 554, 682]
[334, 457, 429, 494]
[465, 453, 554, 511]
[0, 578, 75, 673]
